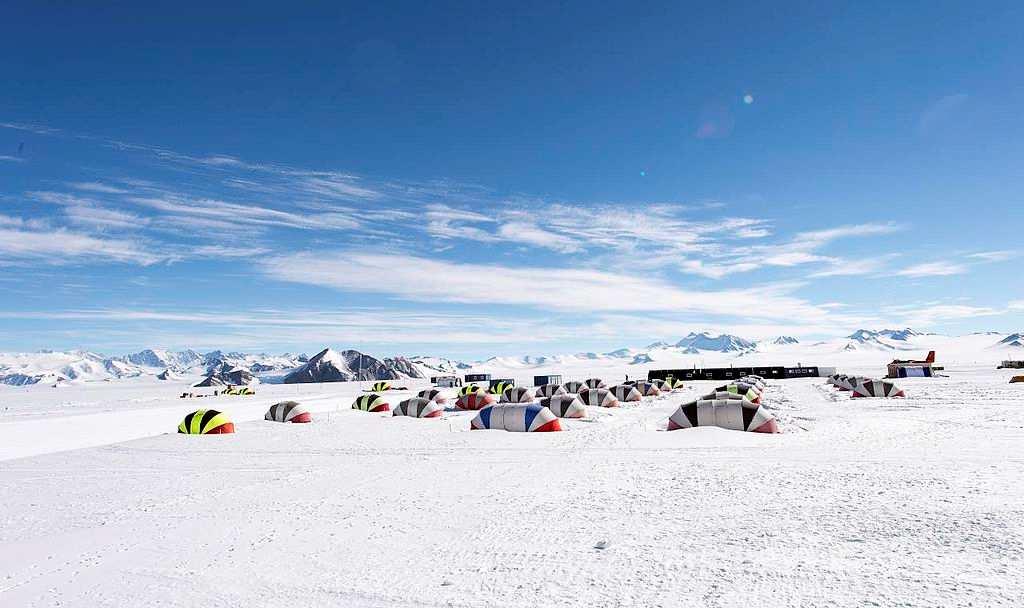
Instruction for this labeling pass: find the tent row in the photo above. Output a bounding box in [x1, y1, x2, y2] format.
[666, 374, 780, 434]
[827, 374, 905, 398]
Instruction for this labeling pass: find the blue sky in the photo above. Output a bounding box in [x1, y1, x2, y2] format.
[1, 1, 1021, 358]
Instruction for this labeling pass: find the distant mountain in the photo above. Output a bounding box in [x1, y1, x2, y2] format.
[674, 332, 756, 352]
[998, 333, 1024, 348]
[771, 336, 800, 345]
[120, 349, 202, 370]
[195, 363, 255, 387]
[0, 372, 65, 386]
[409, 356, 471, 378]
[605, 348, 640, 359]
[282, 348, 423, 384]
[630, 353, 653, 364]
[877, 328, 922, 341]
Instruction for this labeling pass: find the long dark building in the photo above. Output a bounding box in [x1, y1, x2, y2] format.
[647, 365, 832, 382]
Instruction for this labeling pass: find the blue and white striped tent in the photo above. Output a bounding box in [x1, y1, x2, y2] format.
[470, 404, 562, 432]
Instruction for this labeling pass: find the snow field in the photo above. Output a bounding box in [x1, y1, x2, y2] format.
[0, 368, 1022, 606]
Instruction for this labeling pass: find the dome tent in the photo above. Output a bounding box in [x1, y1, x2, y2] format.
[178, 409, 234, 435]
[456, 391, 496, 410]
[667, 398, 778, 433]
[578, 387, 620, 408]
[535, 383, 566, 398]
[715, 383, 761, 403]
[458, 384, 482, 396]
[471, 404, 562, 432]
[371, 381, 393, 392]
[541, 394, 587, 418]
[634, 381, 661, 397]
[701, 391, 750, 402]
[562, 380, 585, 394]
[852, 379, 905, 398]
[394, 397, 443, 418]
[738, 377, 766, 391]
[584, 378, 606, 389]
[489, 381, 514, 396]
[500, 386, 534, 404]
[649, 379, 671, 392]
[417, 388, 448, 404]
[609, 384, 642, 402]
[831, 375, 867, 392]
[353, 394, 390, 412]
[265, 401, 312, 423]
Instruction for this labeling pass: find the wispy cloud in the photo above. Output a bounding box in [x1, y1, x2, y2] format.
[967, 250, 1017, 263]
[882, 302, 1003, 327]
[895, 261, 967, 278]
[262, 250, 848, 325]
[125, 195, 362, 231]
[0, 155, 24, 163]
[64, 206, 147, 230]
[0, 224, 165, 265]
[68, 182, 129, 194]
[0, 307, 577, 348]
[0, 121, 62, 135]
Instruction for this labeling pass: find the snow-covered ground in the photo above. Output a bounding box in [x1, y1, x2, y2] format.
[1, 361, 1023, 606]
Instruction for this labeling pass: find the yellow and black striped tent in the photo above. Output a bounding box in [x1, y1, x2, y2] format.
[458, 384, 482, 396]
[178, 409, 235, 435]
[353, 393, 390, 412]
[489, 381, 514, 395]
[371, 381, 392, 392]
[222, 386, 255, 396]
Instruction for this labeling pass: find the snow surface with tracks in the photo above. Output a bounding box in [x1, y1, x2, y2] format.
[1, 365, 1023, 606]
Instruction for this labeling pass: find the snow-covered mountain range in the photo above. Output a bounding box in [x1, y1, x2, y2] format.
[0, 347, 425, 387]
[1, 329, 1019, 387]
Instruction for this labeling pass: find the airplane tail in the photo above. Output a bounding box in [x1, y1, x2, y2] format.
[925, 351, 935, 363]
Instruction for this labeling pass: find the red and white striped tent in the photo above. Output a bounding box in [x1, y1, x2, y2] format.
[500, 386, 535, 404]
[471, 404, 562, 432]
[578, 387, 620, 408]
[608, 384, 642, 402]
[540, 394, 587, 418]
[668, 398, 779, 433]
[416, 388, 448, 404]
[852, 379, 905, 398]
[534, 383, 566, 398]
[455, 390, 496, 410]
[393, 397, 443, 418]
[265, 401, 312, 423]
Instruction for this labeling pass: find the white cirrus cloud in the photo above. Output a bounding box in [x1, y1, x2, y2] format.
[68, 182, 129, 194]
[261, 250, 845, 324]
[125, 195, 361, 231]
[0, 225, 165, 265]
[967, 250, 1017, 263]
[895, 262, 967, 278]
